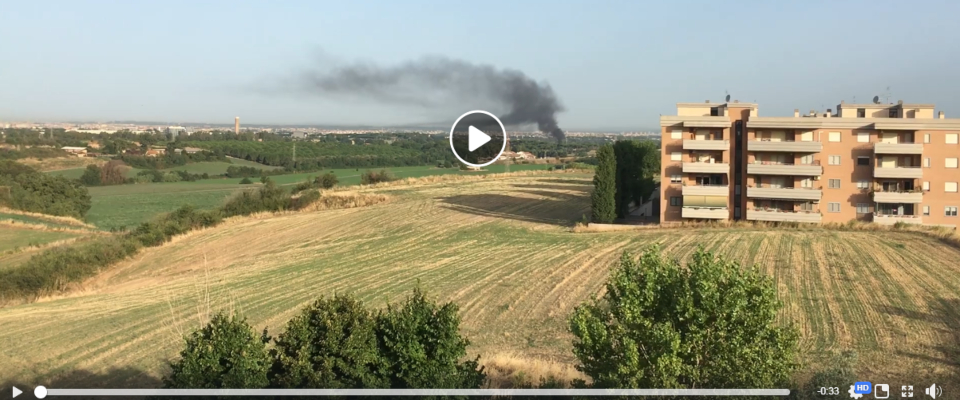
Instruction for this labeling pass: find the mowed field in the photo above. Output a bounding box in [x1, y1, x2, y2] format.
[83, 163, 550, 230]
[1, 172, 957, 389]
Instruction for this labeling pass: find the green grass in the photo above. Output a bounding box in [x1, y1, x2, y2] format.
[0, 213, 82, 230]
[45, 166, 143, 180]
[0, 227, 81, 253]
[83, 164, 551, 230]
[163, 158, 284, 175]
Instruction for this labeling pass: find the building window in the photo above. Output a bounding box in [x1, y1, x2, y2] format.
[948, 134, 959, 144]
[671, 152, 681, 161]
[801, 154, 814, 165]
[923, 205, 930, 216]
[947, 182, 959, 193]
[828, 155, 841, 165]
[670, 196, 682, 206]
[828, 202, 841, 213]
[946, 206, 958, 217]
[923, 181, 930, 191]
[857, 157, 870, 166]
[800, 202, 813, 212]
[670, 175, 682, 183]
[924, 133, 931, 143]
[855, 203, 870, 214]
[888, 109, 898, 118]
[947, 158, 959, 168]
[857, 108, 865, 118]
[828, 179, 841, 189]
[857, 132, 869, 142]
[857, 181, 870, 189]
[671, 130, 682, 139]
[828, 132, 841, 142]
[924, 157, 931, 168]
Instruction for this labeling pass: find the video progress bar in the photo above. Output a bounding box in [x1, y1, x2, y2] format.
[43, 388, 791, 397]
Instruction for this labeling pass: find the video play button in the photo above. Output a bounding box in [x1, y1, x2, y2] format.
[449, 110, 507, 168]
[12, 386, 21, 398]
[467, 126, 491, 152]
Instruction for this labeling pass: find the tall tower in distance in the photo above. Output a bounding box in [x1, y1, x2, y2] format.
[234, 117, 240, 134]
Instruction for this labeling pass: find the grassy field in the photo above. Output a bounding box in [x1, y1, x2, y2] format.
[83, 164, 550, 230]
[46, 165, 143, 180]
[162, 157, 284, 175]
[0, 172, 957, 388]
[0, 227, 81, 254]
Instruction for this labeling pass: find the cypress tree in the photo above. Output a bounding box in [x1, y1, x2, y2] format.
[592, 144, 617, 223]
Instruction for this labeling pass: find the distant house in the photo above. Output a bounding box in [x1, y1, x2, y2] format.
[183, 147, 203, 154]
[145, 149, 162, 157]
[516, 151, 536, 160]
[61, 146, 88, 157]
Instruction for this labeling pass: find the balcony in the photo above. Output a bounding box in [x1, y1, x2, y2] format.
[873, 214, 923, 225]
[747, 186, 822, 201]
[747, 140, 822, 153]
[747, 162, 822, 176]
[873, 190, 923, 204]
[682, 184, 729, 197]
[681, 207, 729, 220]
[747, 209, 822, 224]
[874, 166, 923, 179]
[683, 139, 729, 151]
[874, 142, 923, 155]
[683, 161, 729, 174]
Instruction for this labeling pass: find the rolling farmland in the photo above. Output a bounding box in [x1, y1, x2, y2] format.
[1, 172, 957, 388]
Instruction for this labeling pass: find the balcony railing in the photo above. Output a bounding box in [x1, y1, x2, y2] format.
[874, 166, 923, 179]
[747, 185, 822, 200]
[683, 139, 730, 151]
[747, 209, 822, 223]
[872, 189, 923, 204]
[681, 207, 729, 220]
[873, 213, 923, 225]
[682, 161, 729, 174]
[747, 139, 822, 153]
[682, 183, 729, 196]
[874, 142, 923, 155]
[747, 161, 823, 176]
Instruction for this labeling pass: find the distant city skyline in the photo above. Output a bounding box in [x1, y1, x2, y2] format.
[2, 0, 960, 130]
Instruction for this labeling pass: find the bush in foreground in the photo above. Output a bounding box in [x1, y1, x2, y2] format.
[163, 312, 271, 389]
[360, 169, 396, 185]
[569, 245, 800, 389]
[271, 294, 387, 388]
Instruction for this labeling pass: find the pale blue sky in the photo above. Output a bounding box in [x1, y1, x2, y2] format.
[1, 0, 958, 130]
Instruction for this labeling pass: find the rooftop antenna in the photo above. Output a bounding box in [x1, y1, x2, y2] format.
[883, 86, 891, 104]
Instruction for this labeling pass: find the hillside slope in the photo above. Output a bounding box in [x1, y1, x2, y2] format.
[1, 173, 958, 388]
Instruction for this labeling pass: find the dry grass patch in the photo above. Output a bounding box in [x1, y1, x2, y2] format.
[19, 156, 104, 172]
[481, 352, 587, 388]
[0, 207, 96, 229]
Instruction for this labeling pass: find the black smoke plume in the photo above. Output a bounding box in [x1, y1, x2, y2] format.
[289, 55, 565, 143]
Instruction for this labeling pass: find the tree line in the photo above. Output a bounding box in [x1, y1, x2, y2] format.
[592, 139, 660, 223]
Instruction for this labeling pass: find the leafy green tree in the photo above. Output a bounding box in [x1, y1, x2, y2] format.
[613, 140, 660, 218]
[375, 287, 486, 389]
[271, 294, 388, 389]
[163, 312, 271, 389]
[79, 164, 102, 186]
[239, 177, 253, 184]
[0, 160, 91, 218]
[591, 144, 616, 223]
[569, 245, 799, 389]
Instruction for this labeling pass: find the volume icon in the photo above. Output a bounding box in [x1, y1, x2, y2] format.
[925, 383, 942, 399]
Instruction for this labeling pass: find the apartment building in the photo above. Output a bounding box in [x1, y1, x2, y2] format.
[660, 99, 960, 228]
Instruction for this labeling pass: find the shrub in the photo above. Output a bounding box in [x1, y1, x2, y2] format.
[288, 190, 321, 211]
[239, 177, 253, 184]
[0, 160, 92, 218]
[164, 312, 271, 389]
[360, 169, 396, 185]
[315, 172, 338, 189]
[375, 287, 486, 389]
[569, 245, 799, 389]
[271, 294, 387, 389]
[221, 181, 289, 217]
[100, 160, 128, 185]
[291, 179, 315, 194]
[590, 144, 616, 223]
[79, 164, 102, 186]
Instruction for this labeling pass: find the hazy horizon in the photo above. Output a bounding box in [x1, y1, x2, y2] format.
[2, 0, 959, 131]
